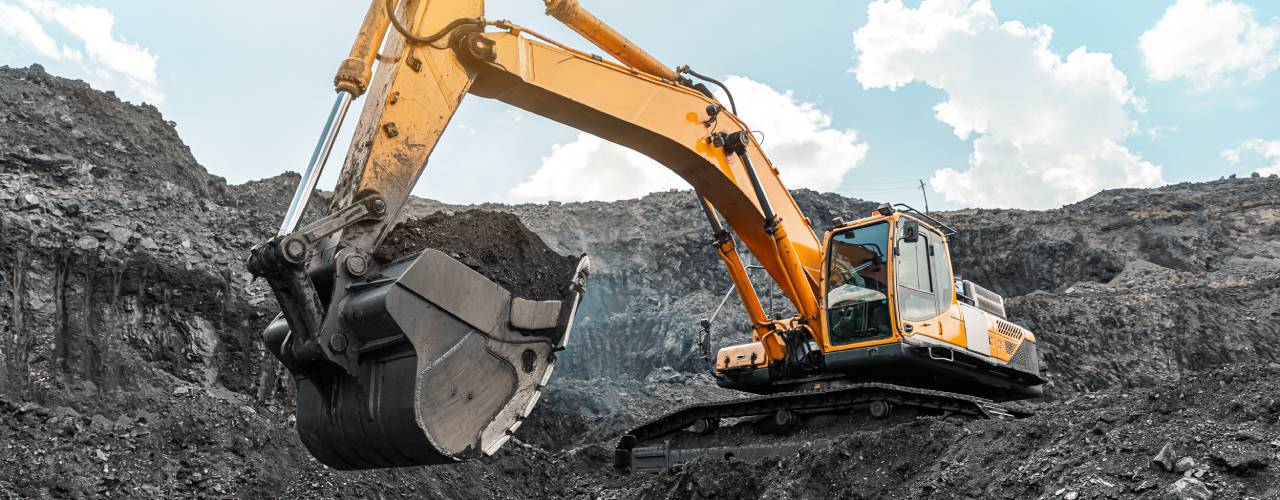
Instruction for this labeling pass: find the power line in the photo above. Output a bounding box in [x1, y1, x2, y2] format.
[851, 187, 921, 193]
[851, 179, 922, 186]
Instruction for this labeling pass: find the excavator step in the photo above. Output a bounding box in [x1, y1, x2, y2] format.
[614, 382, 1028, 473]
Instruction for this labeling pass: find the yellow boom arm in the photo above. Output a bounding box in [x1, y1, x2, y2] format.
[330, 0, 825, 360]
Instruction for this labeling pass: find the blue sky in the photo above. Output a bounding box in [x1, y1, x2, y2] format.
[1, 0, 1277, 210]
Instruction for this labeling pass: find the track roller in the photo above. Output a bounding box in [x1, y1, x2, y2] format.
[869, 400, 893, 419]
[690, 418, 720, 435]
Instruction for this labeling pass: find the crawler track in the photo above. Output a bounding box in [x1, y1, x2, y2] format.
[614, 382, 1027, 472]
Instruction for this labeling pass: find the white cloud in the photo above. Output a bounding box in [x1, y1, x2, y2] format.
[509, 76, 868, 202]
[0, 2, 80, 61]
[509, 133, 687, 201]
[720, 76, 869, 192]
[1222, 138, 1280, 176]
[853, 0, 1164, 209]
[0, 0, 162, 102]
[1139, 0, 1280, 90]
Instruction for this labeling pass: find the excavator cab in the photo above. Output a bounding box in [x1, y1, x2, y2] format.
[714, 205, 1045, 401]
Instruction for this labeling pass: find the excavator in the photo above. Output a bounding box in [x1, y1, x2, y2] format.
[248, 0, 1046, 472]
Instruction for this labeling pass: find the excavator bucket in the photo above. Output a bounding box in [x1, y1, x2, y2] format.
[262, 249, 589, 469]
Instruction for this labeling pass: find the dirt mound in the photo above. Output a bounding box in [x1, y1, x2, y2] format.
[0, 64, 222, 199]
[0, 381, 596, 499]
[377, 209, 582, 301]
[944, 177, 1280, 297]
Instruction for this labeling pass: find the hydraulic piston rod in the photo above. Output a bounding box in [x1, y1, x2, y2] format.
[279, 91, 354, 236]
[278, 0, 393, 236]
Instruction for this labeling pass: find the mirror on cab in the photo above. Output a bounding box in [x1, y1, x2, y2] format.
[901, 219, 920, 244]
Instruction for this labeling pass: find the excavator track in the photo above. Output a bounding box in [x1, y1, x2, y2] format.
[614, 382, 1028, 472]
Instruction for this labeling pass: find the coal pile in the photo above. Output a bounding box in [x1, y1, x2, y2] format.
[2, 63, 1278, 499]
[376, 209, 581, 301]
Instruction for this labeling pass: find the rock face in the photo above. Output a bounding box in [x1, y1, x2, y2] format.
[0, 65, 277, 402]
[0, 64, 222, 199]
[1, 65, 1277, 498]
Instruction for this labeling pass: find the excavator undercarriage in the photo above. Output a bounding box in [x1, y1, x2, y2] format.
[616, 330, 1043, 473]
[616, 382, 1029, 473]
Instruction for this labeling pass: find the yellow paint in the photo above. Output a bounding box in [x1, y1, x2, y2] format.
[334, 0, 393, 95]
[715, 343, 767, 371]
[543, 0, 679, 81]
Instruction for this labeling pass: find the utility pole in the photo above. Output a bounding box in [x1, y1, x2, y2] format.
[918, 179, 930, 213]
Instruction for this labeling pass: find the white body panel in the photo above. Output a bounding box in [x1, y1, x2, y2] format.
[960, 303, 992, 356]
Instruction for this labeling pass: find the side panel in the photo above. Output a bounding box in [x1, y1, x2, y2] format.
[960, 303, 992, 356]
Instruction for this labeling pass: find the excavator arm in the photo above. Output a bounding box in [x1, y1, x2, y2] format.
[334, 0, 824, 327]
[249, 0, 828, 470]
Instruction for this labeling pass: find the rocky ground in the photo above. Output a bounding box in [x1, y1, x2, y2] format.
[606, 364, 1280, 500]
[1, 64, 1278, 498]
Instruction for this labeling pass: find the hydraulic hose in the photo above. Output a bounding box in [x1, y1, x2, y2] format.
[678, 65, 736, 115]
[384, 0, 484, 45]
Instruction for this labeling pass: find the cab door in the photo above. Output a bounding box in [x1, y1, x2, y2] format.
[894, 220, 955, 335]
[894, 222, 940, 322]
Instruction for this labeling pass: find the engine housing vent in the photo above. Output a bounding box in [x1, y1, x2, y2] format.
[955, 279, 1006, 319]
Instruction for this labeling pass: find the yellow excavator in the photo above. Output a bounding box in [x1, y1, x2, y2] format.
[249, 0, 1045, 472]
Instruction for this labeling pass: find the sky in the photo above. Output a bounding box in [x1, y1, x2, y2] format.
[1, 0, 1278, 210]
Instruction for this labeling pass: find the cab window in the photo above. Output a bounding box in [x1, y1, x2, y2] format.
[824, 222, 892, 345]
[928, 231, 954, 312]
[897, 220, 939, 321]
